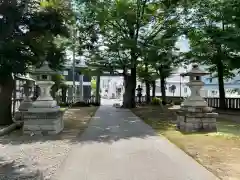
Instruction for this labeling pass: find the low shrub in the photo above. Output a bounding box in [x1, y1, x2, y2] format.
[59, 102, 70, 107]
[151, 97, 162, 105]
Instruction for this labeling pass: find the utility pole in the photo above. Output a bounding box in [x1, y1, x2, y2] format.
[180, 74, 182, 97]
[72, 27, 77, 102]
[70, 0, 77, 103]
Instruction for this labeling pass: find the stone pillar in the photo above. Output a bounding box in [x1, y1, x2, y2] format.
[15, 80, 34, 121]
[67, 86, 73, 103]
[95, 74, 101, 105]
[77, 74, 84, 101]
[75, 85, 81, 102]
[31, 81, 56, 108]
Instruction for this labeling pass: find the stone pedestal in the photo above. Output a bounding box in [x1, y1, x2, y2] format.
[75, 85, 83, 102]
[15, 81, 34, 121]
[67, 86, 73, 103]
[79, 75, 84, 101]
[22, 110, 64, 135]
[177, 106, 218, 132]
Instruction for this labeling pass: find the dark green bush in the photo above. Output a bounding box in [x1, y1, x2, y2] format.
[72, 101, 90, 107]
[173, 100, 183, 105]
[59, 102, 70, 107]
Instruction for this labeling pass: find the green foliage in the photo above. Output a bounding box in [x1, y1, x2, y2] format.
[91, 78, 97, 95]
[0, 0, 73, 124]
[182, 0, 240, 108]
[184, 0, 240, 75]
[91, 79, 96, 90]
[137, 64, 158, 83]
[151, 97, 162, 105]
[0, 0, 72, 77]
[76, 0, 182, 72]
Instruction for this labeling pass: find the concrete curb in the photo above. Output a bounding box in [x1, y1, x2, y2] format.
[0, 123, 22, 136]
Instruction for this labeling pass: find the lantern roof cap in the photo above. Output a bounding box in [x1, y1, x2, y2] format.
[32, 61, 56, 75]
[181, 64, 210, 77]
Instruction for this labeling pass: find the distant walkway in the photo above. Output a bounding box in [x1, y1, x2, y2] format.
[53, 106, 219, 180]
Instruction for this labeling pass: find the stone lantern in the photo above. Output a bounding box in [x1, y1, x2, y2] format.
[18, 80, 34, 111]
[31, 61, 57, 108]
[22, 61, 65, 135]
[14, 75, 35, 122]
[176, 64, 218, 132]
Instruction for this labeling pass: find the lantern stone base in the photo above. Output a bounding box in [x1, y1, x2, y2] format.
[22, 109, 65, 135]
[18, 100, 33, 111]
[176, 106, 218, 132]
[14, 99, 33, 122]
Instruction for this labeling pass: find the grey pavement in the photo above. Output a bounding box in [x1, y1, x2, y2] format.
[53, 105, 219, 180]
[101, 98, 123, 106]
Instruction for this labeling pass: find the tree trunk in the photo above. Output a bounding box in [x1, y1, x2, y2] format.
[61, 87, 67, 103]
[152, 81, 156, 97]
[122, 45, 137, 108]
[217, 60, 226, 109]
[95, 74, 101, 105]
[0, 74, 14, 125]
[145, 81, 151, 104]
[160, 77, 167, 105]
[12, 79, 17, 117]
[144, 62, 150, 103]
[123, 67, 136, 108]
[123, 77, 134, 108]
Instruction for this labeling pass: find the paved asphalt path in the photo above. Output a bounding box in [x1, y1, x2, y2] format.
[53, 105, 219, 180]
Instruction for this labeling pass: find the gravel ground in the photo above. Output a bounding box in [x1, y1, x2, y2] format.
[0, 139, 72, 180]
[0, 107, 97, 180]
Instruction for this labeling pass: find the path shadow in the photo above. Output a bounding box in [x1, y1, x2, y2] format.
[0, 157, 43, 180]
[72, 107, 158, 144]
[0, 107, 156, 145]
[0, 108, 96, 145]
[2, 105, 239, 146]
[76, 117, 156, 144]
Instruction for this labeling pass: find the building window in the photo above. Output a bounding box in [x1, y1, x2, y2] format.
[184, 87, 187, 93]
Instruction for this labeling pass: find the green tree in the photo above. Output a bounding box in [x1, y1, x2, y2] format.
[91, 79, 97, 95]
[143, 33, 180, 104]
[0, 0, 71, 125]
[78, 0, 182, 108]
[184, 0, 240, 109]
[221, 0, 240, 70]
